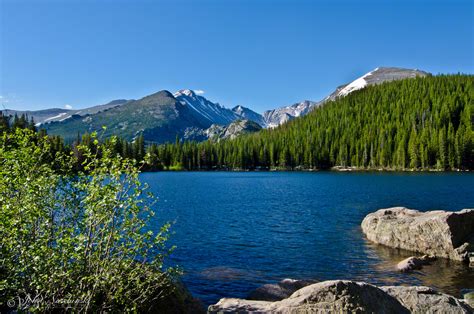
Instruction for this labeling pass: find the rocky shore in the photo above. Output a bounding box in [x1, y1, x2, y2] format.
[206, 207, 474, 313]
[208, 280, 472, 313]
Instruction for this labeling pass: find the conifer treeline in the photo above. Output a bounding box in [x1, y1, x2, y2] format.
[144, 75, 473, 170]
[2, 75, 473, 171]
[0, 112, 37, 133]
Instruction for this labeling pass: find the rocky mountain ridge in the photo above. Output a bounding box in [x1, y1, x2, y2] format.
[262, 66, 429, 127]
[1, 67, 430, 143]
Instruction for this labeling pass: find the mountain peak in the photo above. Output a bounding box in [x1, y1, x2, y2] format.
[264, 66, 430, 128]
[231, 105, 265, 127]
[232, 105, 244, 114]
[336, 66, 429, 97]
[173, 89, 240, 126]
[174, 89, 196, 98]
[148, 90, 175, 98]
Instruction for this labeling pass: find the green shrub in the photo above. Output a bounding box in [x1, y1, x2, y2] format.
[0, 129, 178, 312]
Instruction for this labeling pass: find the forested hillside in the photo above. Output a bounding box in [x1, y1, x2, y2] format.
[2, 75, 472, 171]
[147, 75, 473, 170]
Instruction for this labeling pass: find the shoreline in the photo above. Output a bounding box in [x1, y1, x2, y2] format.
[142, 167, 472, 173]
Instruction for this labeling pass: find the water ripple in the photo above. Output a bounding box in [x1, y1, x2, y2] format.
[141, 171, 474, 305]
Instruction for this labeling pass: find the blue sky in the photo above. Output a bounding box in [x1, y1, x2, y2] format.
[1, 0, 473, 113]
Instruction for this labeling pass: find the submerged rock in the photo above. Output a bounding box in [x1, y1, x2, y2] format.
[247, 278, 317, 301]
[397, 255, 436, 272]
[208, 280, 472, 313]
[361, 207, 474, 261]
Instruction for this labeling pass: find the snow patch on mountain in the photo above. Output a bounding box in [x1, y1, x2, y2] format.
[337, 67, 428, 98]
[44, 112, 68, 122]
[174, 89, 265, 127]
[263, 67, 429, 128]
[337, 69, 376, 97]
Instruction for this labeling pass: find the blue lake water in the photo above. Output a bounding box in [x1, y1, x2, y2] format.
[141, 171, 474, 305]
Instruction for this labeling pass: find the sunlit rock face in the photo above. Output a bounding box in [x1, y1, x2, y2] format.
[361, 207, 474, 262]
[208, 280, 472, 313]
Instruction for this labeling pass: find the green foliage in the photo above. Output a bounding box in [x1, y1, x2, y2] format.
[0, 129, 178, 312]
[148, 75, 473, 171]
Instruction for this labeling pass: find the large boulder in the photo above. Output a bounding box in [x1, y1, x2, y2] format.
[209, 280, 408, 313]
[247, 278, 317, 301]
[381, 286, 472, 313]
[208, 280, 472, 313]
[361, 207, 474, 261]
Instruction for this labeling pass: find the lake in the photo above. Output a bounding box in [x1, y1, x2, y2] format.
[141, 171, 474, 305]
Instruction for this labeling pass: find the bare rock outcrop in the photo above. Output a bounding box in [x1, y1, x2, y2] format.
[381, 286, 472, 313]
[361, 207, 474, 261]
[209, 280, 407, 313]
[208, 280, 472, 313]
[247, 278, 317, 301]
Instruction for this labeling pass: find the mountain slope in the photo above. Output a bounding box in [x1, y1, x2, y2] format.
[43, 91, 208, 143]
[173, 89, 237, 126]
[205, 120, 262, 141]
[326, 67, 429, 100]
[151, 75, 473, 171]
[183, 119, 262, 142]
[1, 108, 72, 124]
[22, 67, 431, 143]
[1, 99, 129, 125]
[232, 106, 265, 127]
[263, 67, 429, 127]
[263, 100, 316, 128]
[174, 89, 264, 126]
[43, 89, 265, 143]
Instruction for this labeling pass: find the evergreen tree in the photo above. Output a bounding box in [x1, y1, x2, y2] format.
[145, 75, 473, 171]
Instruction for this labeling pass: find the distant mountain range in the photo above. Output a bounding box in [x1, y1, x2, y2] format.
[2, 67, 429, 143]
[1, 99, 129, 125]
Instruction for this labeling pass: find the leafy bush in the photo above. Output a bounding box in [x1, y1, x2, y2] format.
[0, 129, 178, 312]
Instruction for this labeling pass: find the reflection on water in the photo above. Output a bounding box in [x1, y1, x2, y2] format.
[364, 240, 474, 297]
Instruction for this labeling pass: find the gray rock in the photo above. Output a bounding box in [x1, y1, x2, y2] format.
[209, 280, 408, 313]
[202, 120, 262, 142]
[381, 286, 472, 313]
[361, 207, 474, 261]
[397, 255, 436, 272]
[263, 101, 316, 128]
[183, 119, 262, 142]
[208, 280, 472, 313]
[247, 278, 317, 301]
